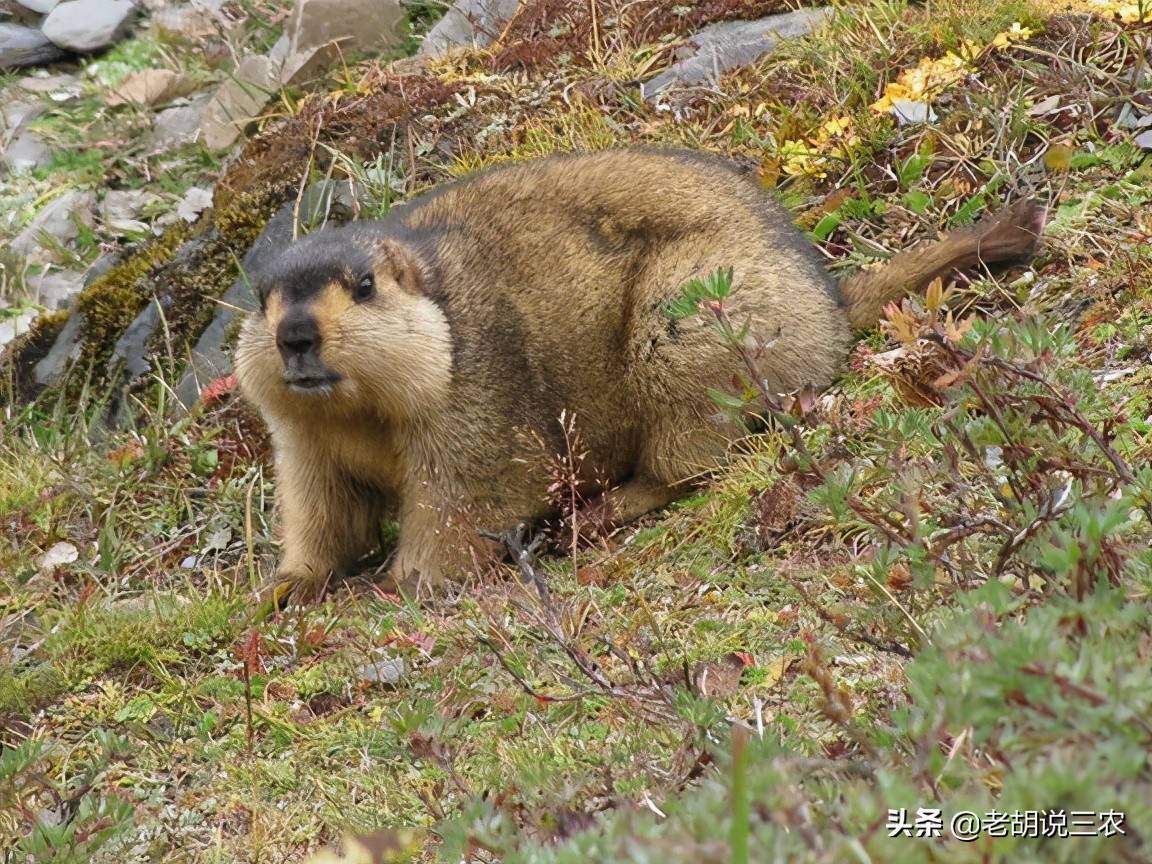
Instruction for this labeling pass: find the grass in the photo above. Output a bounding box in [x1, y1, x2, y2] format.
[2, 0, 1152, 861]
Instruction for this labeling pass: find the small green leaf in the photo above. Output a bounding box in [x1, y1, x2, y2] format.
[948, 193, 986, 228]
[902, 189, 932, 214]
[811, 213, 842, 241]
[706, 388, 747, 411]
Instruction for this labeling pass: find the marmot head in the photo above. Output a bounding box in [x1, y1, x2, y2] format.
[234, 225, 453, 421]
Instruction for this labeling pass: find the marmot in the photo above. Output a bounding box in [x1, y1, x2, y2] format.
[235, 147, 1043, 600]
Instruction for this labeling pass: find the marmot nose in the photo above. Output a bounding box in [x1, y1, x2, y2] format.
[276, 315, 320, 358]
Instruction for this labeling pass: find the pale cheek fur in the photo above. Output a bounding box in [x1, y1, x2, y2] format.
[235, 319, 285, 411]
[327, 298, 453, 415]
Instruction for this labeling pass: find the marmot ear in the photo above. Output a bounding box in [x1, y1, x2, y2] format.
[375, 240, 424, 296]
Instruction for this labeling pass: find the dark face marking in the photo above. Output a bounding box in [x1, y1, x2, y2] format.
[257, 225, 380, 312]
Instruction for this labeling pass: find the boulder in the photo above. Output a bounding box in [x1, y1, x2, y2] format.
[16, 0, 61, 12]
[42, 0, 139, 53]
[0, 23, 67, 68]
[642, 8, 832, 103]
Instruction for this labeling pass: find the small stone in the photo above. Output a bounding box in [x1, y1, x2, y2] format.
[38, 541, 79, 571]
[357, 653, 407, 687]
[151, 4, 218, 39]
[25, 269, 84, 309]
[42, 0, 139, 53]
[9, 189, 96, 261]
[285, 0, 404, 64]
[17, 73, 81, 97]
[2, 99, 46, 134]
[151, 98, 205, 150]
[0, 307, 38, 351]
[200, 54, 278, 149]
[642, 8, 832, 102]
[1026, 94, 1061, 117]
[109, 592, 191, 612]
[102, 188, 158, 223]
[176, 186, 212, 222]
[890, 99, 936, 126]
[0, 23, 68, 69]
[2, 129, 51, 174]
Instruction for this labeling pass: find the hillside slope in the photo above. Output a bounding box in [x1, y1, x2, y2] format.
[2, 0, 1151, 861]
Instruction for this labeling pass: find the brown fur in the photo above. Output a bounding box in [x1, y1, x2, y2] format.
[234, 147, 1043, 600]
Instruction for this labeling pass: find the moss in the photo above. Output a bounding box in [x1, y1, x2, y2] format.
[0, 309, 69, 403]
[73, 223, 194, 372]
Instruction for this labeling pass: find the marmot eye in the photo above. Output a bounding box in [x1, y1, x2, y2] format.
[354, 274, 375, 302]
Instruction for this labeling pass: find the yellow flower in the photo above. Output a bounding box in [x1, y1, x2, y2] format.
[775, 115, 859, 178]
[1081, 0, 1152, 23]
[992, 22, 1035, 48]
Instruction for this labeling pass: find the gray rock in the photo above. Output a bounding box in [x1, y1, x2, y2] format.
[16, 0, 62, 13]
[284, 0, 404, 64]
[0, 23, 68, 69]
[642, 8, 832, 102]
[357, 653, 406, 686]
[32, 308, 85, 386]
[200, 54, 278, 150]
[172, 209, 290, 408]
[0, 307, 38, 352]
[102, 188, 158, 225]
[2, 128, 51, 173]
[25, 269, 84, 309]
[17, 73, 81, 97]
[111, 297, 163, 377]
[42, 0, 139, 53]
[9, 189, 95, 260]
[419, 0, 518, 58]
[110, 230, 216, 381]
[150, 96, 206, 150]
[1, 99, 46, 135]
[83, 252, 120, 286]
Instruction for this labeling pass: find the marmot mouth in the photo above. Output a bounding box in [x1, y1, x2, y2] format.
[283, 373, 341, 394]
